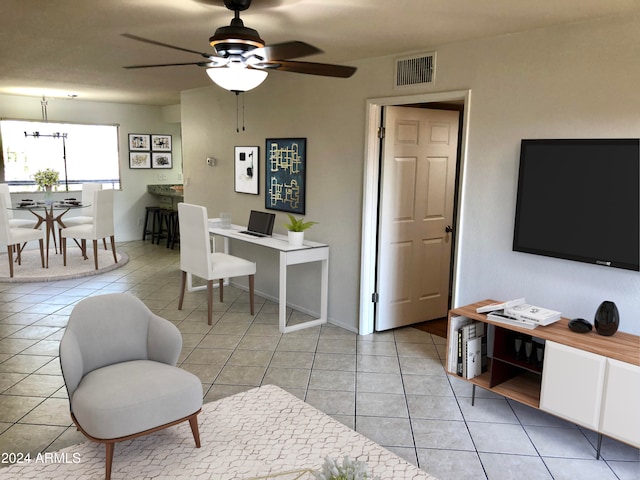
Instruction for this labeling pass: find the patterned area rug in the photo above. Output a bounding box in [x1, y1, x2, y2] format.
[0, 385, 437, 480]
[0, 247, 128, 282]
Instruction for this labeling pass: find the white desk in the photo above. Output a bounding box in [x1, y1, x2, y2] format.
[204, 220, 329, 333]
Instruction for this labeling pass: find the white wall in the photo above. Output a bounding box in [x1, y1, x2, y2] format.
[0, 94, 183, 241]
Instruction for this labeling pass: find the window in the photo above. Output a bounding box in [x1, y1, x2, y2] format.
[0, 119, 121, 192]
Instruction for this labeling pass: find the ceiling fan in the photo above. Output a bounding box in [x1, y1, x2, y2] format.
[122, 0, 357, 93]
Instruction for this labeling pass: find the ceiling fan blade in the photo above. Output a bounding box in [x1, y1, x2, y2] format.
[123, 61, 214, 69]
[259, 60, 357, 78]
[249, 41, 323, 61]
[121, 33, 213, 60]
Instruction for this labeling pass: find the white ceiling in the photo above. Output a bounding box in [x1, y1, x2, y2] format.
[1, 0, 638, 106]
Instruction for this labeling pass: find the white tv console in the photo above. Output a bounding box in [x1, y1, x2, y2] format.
[446, 300, 640, 458]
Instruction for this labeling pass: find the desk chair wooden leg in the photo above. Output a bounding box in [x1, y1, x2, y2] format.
[207, 280, 214, 325]
[249, 274, 255, 315]
[16, 243, 22, 266]
[178, 271, 186, 310]
[62, 238, 67, 266]
[219, 278, 224, 302]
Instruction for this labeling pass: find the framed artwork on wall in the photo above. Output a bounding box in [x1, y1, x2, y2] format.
[152, 152, 172, 169]
[128, 133, 150, 151]
[265, 138, 306, 214]
[234, 146, 259, 194]
[151, 134, 172, 152]
[129, 151, 151, 169]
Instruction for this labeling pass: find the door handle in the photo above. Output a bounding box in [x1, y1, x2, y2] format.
[445, 225, 454, 233]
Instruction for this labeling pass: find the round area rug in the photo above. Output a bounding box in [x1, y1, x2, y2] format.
[0, 247, 128, 282]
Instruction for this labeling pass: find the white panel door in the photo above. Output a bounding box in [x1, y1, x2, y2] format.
[600, 358, 640, 448]
[376, 106, 459, 331]
[540, 341, 606, 429]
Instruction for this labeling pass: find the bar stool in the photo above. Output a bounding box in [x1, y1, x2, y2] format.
[142, 206, 160, 241]
[154, 209, 173, 245]
[167, 210, 180, 249]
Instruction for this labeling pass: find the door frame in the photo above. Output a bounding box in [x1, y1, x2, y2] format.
[359, 89, 472, 335]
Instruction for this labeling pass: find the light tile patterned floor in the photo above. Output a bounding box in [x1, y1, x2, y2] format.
[0, 241, 638, 480]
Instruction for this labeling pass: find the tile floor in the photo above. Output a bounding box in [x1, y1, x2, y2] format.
[0, 241, 638, 480]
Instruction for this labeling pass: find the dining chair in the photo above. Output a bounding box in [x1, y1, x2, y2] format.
[58, 183, 103, 245]
[61, 189, 117, 270]
[59, 293, 203, 480]
[0, 183, 37, 228]
[0, 195, 45, 277]
[178, 202, 256, 325]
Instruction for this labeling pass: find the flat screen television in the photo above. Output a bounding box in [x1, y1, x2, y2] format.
[513, 138, 640, 272]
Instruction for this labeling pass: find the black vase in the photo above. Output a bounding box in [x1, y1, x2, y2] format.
[594, 301, 619, 336]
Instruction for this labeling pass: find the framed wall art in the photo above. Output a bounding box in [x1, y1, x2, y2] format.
[129, 133, 150, 151]
[129, 151, 151, 169]
[151, 134, 172, 152]
[234, 146, 259, 194]
[152, 152, 172, 169]
[265, 138, 306, 214]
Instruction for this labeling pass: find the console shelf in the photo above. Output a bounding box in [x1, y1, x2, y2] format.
[446, 299, 640, 456]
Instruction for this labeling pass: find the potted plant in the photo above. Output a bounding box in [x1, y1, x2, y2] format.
[313, 456, 380, 480]
[284, 213, 317, 246]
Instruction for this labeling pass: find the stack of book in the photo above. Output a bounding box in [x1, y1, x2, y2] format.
[448, 317, 488, 379]
[477, 298, 562, 330]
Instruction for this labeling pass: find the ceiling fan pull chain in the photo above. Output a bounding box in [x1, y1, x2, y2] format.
[242, 93, 246, 132]
[235, 92, 240, 133]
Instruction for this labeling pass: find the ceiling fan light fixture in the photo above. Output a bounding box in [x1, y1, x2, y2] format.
[206, 66, 267, 92]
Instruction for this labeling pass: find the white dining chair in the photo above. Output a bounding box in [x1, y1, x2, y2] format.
[60, 183, 102, 227]
[61, 189, 117, 270]
[0, 195, 44, 277]
[177, 203, 256, 325]
[0, 183, 37, 228]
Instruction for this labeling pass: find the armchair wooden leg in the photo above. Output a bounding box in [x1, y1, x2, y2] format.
[219, 278, 224, 302]
[207, 280, 214, 325]
[105, 443, 114, 480]
[178, 271, 187, 310]
[249, 274, 255, 315]
[16, 243, 22, 265]
[62, 238, 67, 266]
[188, 414, 201, 448]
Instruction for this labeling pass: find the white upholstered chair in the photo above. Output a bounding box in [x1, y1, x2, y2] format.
[178, 202, 256, 325]
[0, 183, 37, 228]
[61, 189, 117, 270]
[59, 293, 203, 480]
[0, 195, 44, 277]
[58, 183, 103, 246]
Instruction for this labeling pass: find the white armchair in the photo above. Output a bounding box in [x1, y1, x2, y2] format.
[59, 293, 203, 480]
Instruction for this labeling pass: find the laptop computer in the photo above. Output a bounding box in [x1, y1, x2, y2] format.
[240, 210, 276, 237]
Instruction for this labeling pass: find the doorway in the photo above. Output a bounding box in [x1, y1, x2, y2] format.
[359, 90, 471, 335]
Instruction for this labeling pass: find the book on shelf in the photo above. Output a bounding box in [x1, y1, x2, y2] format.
[448, 316, 473, 373]
[487, 311, 538, 330]
[458, 322, 487, 379]
[503, 303, 561, 326]
[476, 298, 526, 314]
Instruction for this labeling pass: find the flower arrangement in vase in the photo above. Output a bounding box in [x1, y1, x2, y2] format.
[33, 168, 60, 191]
[283, 213, 317, 246]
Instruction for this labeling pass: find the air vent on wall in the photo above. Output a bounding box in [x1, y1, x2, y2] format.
[394, 52, 436, 88]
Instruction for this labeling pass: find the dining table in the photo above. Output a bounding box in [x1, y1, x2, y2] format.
[12, 200, 90, 268]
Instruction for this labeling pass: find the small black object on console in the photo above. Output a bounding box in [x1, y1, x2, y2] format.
[568, 318, 593, 333]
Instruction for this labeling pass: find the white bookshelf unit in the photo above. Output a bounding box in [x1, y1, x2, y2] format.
[446, 300, 640, 458]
